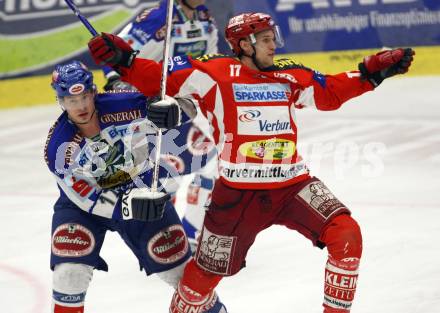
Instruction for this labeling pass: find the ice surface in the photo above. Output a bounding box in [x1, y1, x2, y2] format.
[1, 76, 439, 313]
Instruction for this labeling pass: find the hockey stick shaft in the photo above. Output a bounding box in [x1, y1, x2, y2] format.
[160, 0, 174, 100]
[63, 0, 99, 36]
[151, 0, 174, 192]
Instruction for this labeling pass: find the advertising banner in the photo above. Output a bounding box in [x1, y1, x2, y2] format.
[1, 0, 439, 107]
[234, 0, 440, 53]
[0, 0, 158, 79]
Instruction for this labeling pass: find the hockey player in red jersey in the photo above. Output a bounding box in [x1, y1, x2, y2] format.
[88, 12, 414, 313]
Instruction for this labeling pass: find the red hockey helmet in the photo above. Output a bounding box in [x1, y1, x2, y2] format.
[225, 13, 284, 55]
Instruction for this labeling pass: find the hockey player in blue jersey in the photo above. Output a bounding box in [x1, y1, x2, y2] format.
[45, 60, 226, 313]
[102, 0, 219, 251]
[104, 0, 218, 91]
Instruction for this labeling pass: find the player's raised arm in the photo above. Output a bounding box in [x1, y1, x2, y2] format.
[273, 48, 415, 111]
[88, 33, 162, 96]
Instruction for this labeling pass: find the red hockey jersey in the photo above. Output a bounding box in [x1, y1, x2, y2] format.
[121, 54, 374, 189]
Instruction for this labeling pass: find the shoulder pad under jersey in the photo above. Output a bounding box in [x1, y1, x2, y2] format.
[195, 53, 235, 62]
[130, 2, 167, 41]
[196, 5, 213, 22]
[266, 58, 312, 71]
[135, 6, 159, 23]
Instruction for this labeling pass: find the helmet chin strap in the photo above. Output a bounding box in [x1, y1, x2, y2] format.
[242, 46, 266, 71]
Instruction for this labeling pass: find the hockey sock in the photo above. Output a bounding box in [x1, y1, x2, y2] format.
[53, 302, 84, 313]
[319, 214, 363, 312]
[181, 258, 223, 296]
[170, 259, 223, 313]
[52, 263, 93, 313]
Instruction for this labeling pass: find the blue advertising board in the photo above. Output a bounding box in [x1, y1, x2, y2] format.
[233, 0, 440, 53]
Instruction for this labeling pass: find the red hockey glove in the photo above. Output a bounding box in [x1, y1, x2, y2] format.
[359, 48, 415, 87]
[88, 32, 137, 70]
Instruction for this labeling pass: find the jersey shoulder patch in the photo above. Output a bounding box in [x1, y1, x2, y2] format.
[269, 58, 312, 71]
[168, 55, 193, 73]
[195, 53, 235, 62]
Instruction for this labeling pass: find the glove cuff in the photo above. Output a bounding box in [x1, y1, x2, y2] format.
[358, 62, 384, 88]
[119, 50, 139, 69]
[104, 74, 121, 91]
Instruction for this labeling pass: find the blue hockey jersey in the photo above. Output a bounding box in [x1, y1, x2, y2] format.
[44, 91, 216, 219]
[104, 1, 218, 78]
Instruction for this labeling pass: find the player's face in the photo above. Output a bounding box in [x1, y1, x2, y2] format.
[254, 29, 277, 68]
[61, 90, 96, 124]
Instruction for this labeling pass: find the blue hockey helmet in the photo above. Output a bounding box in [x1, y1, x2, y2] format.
[51, 61, 94, 97]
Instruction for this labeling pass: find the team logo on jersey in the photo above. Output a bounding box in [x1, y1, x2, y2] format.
[238, 139, 295, 160]
[52, 224, 95, 257]
[187, 125, 215, 156]
[196, 228, 237, 275]
[147, 225, 189, 264]
[297, 180, 347, 219]
[237, 106, 293, 135]
[233, 83, 291, 102]
[68, 84, 85, 95]
[238, 110, 261, 122]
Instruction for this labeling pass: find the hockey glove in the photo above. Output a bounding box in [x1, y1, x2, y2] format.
[104, 73, 137, 92]
[121, 189, 171, 222]
[146, 96, 182, 129]
[88, 33, 137, 70]
[359, 48, 415, 87]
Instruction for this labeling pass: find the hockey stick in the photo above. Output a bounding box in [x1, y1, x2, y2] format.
[63, 0, 99, 36]
[63, 0, 172, 193]
[151, 0, 174, 193]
